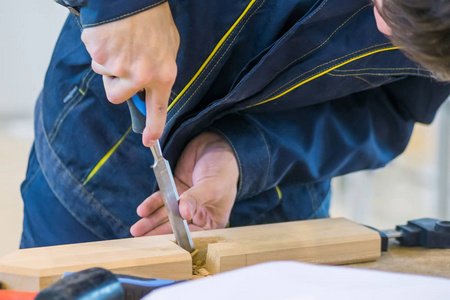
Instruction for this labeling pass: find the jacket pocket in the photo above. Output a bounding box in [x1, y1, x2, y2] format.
[47, 69, 96, 143]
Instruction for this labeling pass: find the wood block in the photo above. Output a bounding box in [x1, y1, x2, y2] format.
[0, 218, 380, 291]
[192, 218, 381, 273]
[0, 236, 192, 291]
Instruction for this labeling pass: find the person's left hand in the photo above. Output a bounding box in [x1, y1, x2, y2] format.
[130, 132, 239, 236]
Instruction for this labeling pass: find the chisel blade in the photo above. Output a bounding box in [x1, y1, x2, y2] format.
[151, 148, 195, 253]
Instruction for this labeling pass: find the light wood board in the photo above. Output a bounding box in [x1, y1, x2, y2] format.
[0, 218, 380, 291]
[0, 236, 192, 291]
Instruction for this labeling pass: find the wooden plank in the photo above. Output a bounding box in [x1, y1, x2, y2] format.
[199, 218, 381, 273]
[0, 218, 380, 291]
[0, 236, 192, 291]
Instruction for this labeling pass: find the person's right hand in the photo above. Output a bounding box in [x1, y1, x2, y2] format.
[81, 2, 180, 147]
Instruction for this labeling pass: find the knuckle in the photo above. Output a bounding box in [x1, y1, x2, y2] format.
[105, 90, 122, 104]
[80, 30, 90, 44]
[146, 131, 161, 142]
[175, 32, 181, 49]
[110, 64, 127, 78]
[90, 48, 107, 65]
[90, 61, 99, 74]
[156, 64, 178, 85]
[134, 72, 154, 87]
[132, 62, 177, 87]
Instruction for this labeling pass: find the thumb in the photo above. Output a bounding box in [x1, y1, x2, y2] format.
[179, 192, 198, 221]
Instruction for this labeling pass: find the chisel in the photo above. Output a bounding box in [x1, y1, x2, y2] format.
[127, 91, 194, 253]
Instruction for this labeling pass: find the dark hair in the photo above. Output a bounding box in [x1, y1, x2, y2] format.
[379, 0, 450, 81]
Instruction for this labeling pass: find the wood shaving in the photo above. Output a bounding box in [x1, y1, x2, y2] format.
[196, 268, 210, 276]
[191, 249, 212, 277]
[190, 249, 199, 258]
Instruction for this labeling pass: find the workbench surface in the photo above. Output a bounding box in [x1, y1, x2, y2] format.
[350, 241, 450, 278]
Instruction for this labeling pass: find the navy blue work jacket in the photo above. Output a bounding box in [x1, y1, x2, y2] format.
[24, 0, 450, 245]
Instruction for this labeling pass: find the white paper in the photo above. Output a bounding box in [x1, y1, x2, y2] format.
[144, 261, 450, 300]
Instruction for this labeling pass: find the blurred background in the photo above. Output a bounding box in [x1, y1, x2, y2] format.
[0, 1, 67, 256]
[0, 1, 449, 258]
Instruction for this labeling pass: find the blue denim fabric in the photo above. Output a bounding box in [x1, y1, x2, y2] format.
[20, 144, 100, 247]
[230, 181, 331, 227]
[55, 0, 167, 28]
[21, 0, 450, 247]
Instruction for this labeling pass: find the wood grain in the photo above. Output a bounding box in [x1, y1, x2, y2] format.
[0, 236, 192, 291]
[198, 218, 381, 273]
[0, 218, 380, 291]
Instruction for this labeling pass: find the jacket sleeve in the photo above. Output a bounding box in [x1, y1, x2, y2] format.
[210, 76, 450, 201]
[55, 0, 167, 28]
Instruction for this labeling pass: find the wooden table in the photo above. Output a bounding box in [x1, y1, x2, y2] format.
[350, 241, 450, 278]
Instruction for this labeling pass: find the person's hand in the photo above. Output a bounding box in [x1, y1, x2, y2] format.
[81, 2, 180, 147]
[130, 132, 239, 236]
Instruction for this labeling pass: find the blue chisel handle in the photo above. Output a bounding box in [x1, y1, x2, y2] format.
[127, 91, 147, 134]
[116, 274, 175, 288]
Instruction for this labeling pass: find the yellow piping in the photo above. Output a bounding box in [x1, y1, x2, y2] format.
[167, 0, 257, 112]
[250, 47, 399, 107]
[275, 185, 282, 200]
[83, 126, 133, 185]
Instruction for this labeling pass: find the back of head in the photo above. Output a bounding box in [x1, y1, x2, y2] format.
[380, 0, 450, 81]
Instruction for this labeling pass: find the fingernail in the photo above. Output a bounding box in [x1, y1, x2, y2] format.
[146, 140, 157, 148]
[130, 225, 137, 237]
[142, 137, 157, 147]
[180, 195, 196, 220]
[136, 206, 144, 218]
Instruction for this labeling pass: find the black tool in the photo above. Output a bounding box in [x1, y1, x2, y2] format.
[35, 268, 122, 300]
[367, 218, 450, 251]
[394, 218, 450, 248]
[35, 268, 176, 300]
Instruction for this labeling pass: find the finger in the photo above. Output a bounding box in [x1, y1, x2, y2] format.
[130, 206, 169, 237]
[141, 220, 173, 236]
[102, 76, 138, 104]
[136, 191, 164, 218]
[142, 84, 172, 147]
[173, 177, 190, 199]
[188, 223, 205, 232]
[91, 60, 114, 77]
